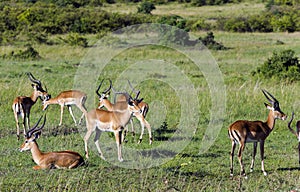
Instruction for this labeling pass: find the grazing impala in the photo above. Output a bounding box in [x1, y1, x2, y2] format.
[228, 89, 287, 178]
[97, 79, 152, 144]
[127, 80, 150, 143]
[19, 115, 85, 170]
[42, 90, 87, 126]
[12, 72, 50, 140]
[84, 83, 141, 162]
[287, 112, 300, 164]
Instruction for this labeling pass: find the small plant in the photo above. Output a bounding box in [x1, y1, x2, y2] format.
[2, 45, 41, 60]
[198, 32, 227, 50]
[137, 1, 155, 14]
[252, 49, 300, 81]
[59, 33, 88, 47]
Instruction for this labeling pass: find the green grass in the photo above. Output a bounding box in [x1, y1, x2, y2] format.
[1, 21, 300, 192]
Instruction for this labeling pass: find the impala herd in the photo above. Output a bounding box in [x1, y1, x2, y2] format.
[13, 73, 300, 177]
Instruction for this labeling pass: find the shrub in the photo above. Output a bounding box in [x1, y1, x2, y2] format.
[252, 49, 300, 81]
[59, 33, 88, 47]
[137, 1, 155, 14]
[2, 45, 41, 60]
[198, 31, 227, 50]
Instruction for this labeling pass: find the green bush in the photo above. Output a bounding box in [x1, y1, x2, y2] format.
[59, 33, 88, 47]
[137, 1, 155, 14]
[252, 49, 300, 81]
[2, 45, 41, 60]
[198, 31, 227, 50]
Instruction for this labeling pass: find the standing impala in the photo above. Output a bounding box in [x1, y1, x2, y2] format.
[228, 89, 287, 178]
[287, 112, 300, 164]
[42, 90, 87, 126]
[12, 72, 50, 140]
[84, 83, 141, 162]
[19, 115, 85, 170]
[97, 79, 152, 144]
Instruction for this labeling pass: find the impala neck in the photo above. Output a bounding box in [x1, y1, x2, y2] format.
[30, 91, 40, 103]
[103, 99, 113, 110]
[45, 97, 59, 104]
[30, 141, 43, 165]
[265, 110, 276, 130]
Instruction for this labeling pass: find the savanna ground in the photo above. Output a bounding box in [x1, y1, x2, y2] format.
[1, 2, 300, 192]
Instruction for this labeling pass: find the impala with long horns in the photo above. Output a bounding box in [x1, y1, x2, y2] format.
[228, 89, 287, 178]
[97, 79, 152, 144]
[12, 72, 50, 140]
[287, 112, 300, 164]
[19, 115, 85, 170]
[42, 90, 87, 126]
[84, 83, 142, 162]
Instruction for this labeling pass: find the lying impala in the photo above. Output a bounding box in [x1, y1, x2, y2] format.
[84, 83, 141, 162]
[42, 90, 87, 126]
[228, 89, 287, 178]
[97, 79, 152, 144]
[287, 112, 300, 164]
[12, 72, 50, 140]
[20, 115, 85, 170]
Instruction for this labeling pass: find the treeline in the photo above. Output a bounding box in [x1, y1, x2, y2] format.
[0, 0, 299, 45]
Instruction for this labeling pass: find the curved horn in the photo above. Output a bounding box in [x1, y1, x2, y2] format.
[127, 79, 140, 100]
[288, 112, 298, 137]
[26, 72, 41, 86]
[26, 115, 46, 138]
[102, 79, 112, 94]
[96, 79, 104, 97]
[262, 89, 278, 104]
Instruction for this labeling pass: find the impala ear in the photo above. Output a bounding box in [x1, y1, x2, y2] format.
[265, 103, 273, 110]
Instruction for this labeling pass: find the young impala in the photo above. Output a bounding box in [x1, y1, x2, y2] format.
[12, 72, 50, 140]
[19, 115, 85, 170]
[228, 89, 287, 178]
[287, 112, 300, 164]
[42, 90, 87, 126]
[97, 79, 152, 144]
[84, 82, 141, 162]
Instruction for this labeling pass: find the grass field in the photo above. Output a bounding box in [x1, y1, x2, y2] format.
[1, 2, 300, 191]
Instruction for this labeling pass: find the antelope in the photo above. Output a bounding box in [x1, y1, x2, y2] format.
[19, 115, 85, 170]
[84, 83, 141, 162]
[287, 112, 300, 164]
[42, 90, 87, 126]
[12, 72, 50, 140]
[127, 80, 150, 143]
[97, 79, 152, 144]
[228, 89, 287, 178]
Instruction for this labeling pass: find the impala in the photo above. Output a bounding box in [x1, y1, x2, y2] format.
[12, 72, 50, 140]
[287, 112, 300, 164]
[84, 83, 141, 162]
[42, 90, 87, 126]
[19, 115, 85, 170]
[127, 80, 150, 142]
[228, 89, 287, 178]
[97, 79, 152, 144]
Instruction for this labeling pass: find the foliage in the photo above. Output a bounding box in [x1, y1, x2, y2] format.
[58, 33, 88, 47]
[253, 49, 300, 81]
[191, 0, 242, 6]
[198, 32, 227, 50]
[137, 1, 155, 14]
[157, 15, 188, 31]
[2, 45, 41, 60]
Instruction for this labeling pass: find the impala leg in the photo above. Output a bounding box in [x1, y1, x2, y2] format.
[67, 105, 77, 126]
[84, 127, 94, 159]
[250, 142, 257, 173]
[77, 103, 87, 125]
[130, 118, 135, 136]
[59, 105, 64, 126]
[260, 140, 267, 176]
[144, 119, 153, 145]
[94, 129, 105, 160]
[238, 142, 247, 178]
[115, 130, 123, 162]
[298, 142, 300, 165]
[230, 140, 236, 177]
[13, 111, 20, 140]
